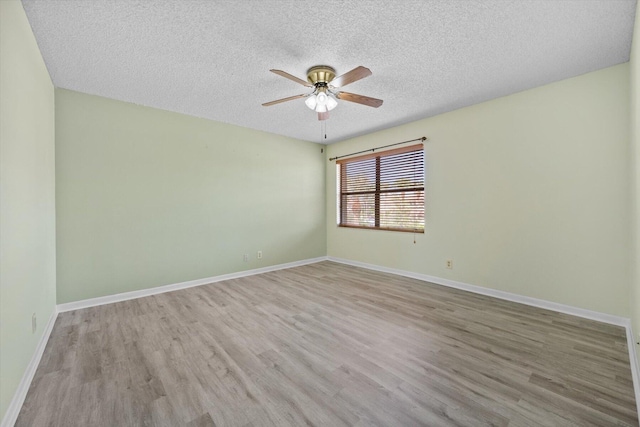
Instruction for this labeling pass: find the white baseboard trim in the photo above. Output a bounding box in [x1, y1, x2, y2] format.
[57, 256, 328, 313]
[328, 256, 640, 416]
[328, 256, 628, 326]
[1, 308, 58, 427]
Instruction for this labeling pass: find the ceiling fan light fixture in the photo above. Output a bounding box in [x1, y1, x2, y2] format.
[315, 103, 327, 113]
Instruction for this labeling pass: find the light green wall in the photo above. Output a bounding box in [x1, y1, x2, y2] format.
[327, 64, 631, 317]
[55, 89, 326, 303]
[630, 1, 640, 367]
[0, 0, 57, 421]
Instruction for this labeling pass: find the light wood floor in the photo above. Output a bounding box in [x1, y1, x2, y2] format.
[17, 261, 638, 426]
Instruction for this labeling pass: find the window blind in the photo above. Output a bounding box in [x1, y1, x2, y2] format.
[337, 144, 424, 232]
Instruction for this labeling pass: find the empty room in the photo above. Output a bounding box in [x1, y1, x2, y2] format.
[2, 0, 640, 426]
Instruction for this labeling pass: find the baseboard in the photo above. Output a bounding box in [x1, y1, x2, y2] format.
[57, 256, 329, 313]
[328, 256, 640, 416]
[626, 321, 640, 423]
[1, 308, 58, 427]
[327, 256, 628, 326]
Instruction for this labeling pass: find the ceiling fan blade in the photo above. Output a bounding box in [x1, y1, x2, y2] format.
[336, 91, 383, 108]
[330, 66, 372, 88]
[270, 69, 313, 87]
[318, 111, 329, 121]
[262, 94, 306, 107]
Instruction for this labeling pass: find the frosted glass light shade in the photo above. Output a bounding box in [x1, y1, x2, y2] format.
[316, 92, 328, 107]
[305, 95, 317, 110]
[326, 95, 337, 111]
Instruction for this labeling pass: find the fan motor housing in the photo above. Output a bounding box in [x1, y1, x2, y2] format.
[307, 66, 335, 85]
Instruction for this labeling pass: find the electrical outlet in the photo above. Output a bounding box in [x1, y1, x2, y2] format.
[257, 250, 263, 259]
[446, 260, 453, 269]
[32, 313, 37, 333]
[243, 254, 249, 262]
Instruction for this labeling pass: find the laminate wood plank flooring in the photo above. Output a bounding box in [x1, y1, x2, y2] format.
[16, 261, 638, 426]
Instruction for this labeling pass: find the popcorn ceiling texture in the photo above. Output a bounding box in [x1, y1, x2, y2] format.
[21, 0, 637, 144]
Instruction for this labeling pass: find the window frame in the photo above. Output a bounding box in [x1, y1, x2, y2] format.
[337, 143, 425, 233]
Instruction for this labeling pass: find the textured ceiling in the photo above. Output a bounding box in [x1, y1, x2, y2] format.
[21, 0, 637, 144]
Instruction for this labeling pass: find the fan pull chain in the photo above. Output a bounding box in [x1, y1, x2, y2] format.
[320, 120, 328, 142]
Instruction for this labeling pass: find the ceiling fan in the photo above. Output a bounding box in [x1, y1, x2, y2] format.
[262, 65, 383, 121]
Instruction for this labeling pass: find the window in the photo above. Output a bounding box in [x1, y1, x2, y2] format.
[337, 144, 424, 232]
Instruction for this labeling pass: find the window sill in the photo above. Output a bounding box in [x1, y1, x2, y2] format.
[338, 224, 425, 233]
